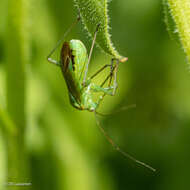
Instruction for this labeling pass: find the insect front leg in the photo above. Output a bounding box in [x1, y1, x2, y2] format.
[99, 59, 119, 96]
[90, 64, 112, 80]
[90, 83, 115, 95]
[89, 59, 119, 95]
[110, 59, 119, 96]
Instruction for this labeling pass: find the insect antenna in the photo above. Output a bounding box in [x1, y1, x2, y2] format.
[83, 24, 100, 85]
[96, 104, 136, 117]
[47, 16, 80, 59]
[94, 112, 156, 172]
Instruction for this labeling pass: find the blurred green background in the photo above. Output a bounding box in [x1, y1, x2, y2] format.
[1, 0, 190, 190]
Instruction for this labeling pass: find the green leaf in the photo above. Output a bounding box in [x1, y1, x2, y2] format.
[74, 0, 127, 62]
[163, 0, 180, 42]
[163, 0, 190, 63]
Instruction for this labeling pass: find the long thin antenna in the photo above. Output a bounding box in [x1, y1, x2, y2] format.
[47, 16, 80, 59]
[94, 112, 156, 172]
[96, 104, 136, 117]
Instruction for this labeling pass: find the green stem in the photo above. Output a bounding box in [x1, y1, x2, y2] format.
[5, 0, 30, 187]
[0, 105, 16, 136]
[167, 0, 190, 62]
[0, 130, 6, 190]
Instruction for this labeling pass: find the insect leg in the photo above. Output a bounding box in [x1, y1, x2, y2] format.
[93, 59, 119, 108]
[90, 84, 114, 95]
[47, 58, 61, 66]
[111, 59, 119, 96]
[83, 24, 100, 86]
[102, 59, 119, 96]
[100, 72, 113, 88]
[90, 64, 112, 80]
[100, 59, 115, 87]
[47, 16, 80, 66]
[90, 60, 118, 95]
[94, 112, 156, 172]
[98, 59, 117, 90]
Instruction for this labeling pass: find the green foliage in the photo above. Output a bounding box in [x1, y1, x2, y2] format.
[0, 131, 6, 190]
[0, 0, 190, 190]
[0, 105, 16, 136]
[163, 0, 179, 42]
[4, 0, 30, 185]
[74, 0, 127, 62]
[163, 0, 190, 62]
[5, 0, 28, 128]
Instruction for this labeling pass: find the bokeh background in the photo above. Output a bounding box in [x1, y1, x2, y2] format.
[1, 0, 190, 190]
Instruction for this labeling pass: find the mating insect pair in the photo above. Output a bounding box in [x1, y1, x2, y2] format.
[47, 16, 155, 172]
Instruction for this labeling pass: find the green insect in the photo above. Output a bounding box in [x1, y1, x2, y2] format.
[47, 16, 155, 172]
[47, 18, 125, 112]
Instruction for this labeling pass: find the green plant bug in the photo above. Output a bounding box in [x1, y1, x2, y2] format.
[47, 16, 155, 172]
[47, 18, 124, 112]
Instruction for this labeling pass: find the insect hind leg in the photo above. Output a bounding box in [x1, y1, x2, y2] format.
[100, 59, 119, 96]
[89, 64, 112, 80]
[111, 59, 119, 96]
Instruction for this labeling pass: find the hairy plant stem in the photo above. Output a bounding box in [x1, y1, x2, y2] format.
[167, 0, 190, 62]
[74, 0, 127, 62]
